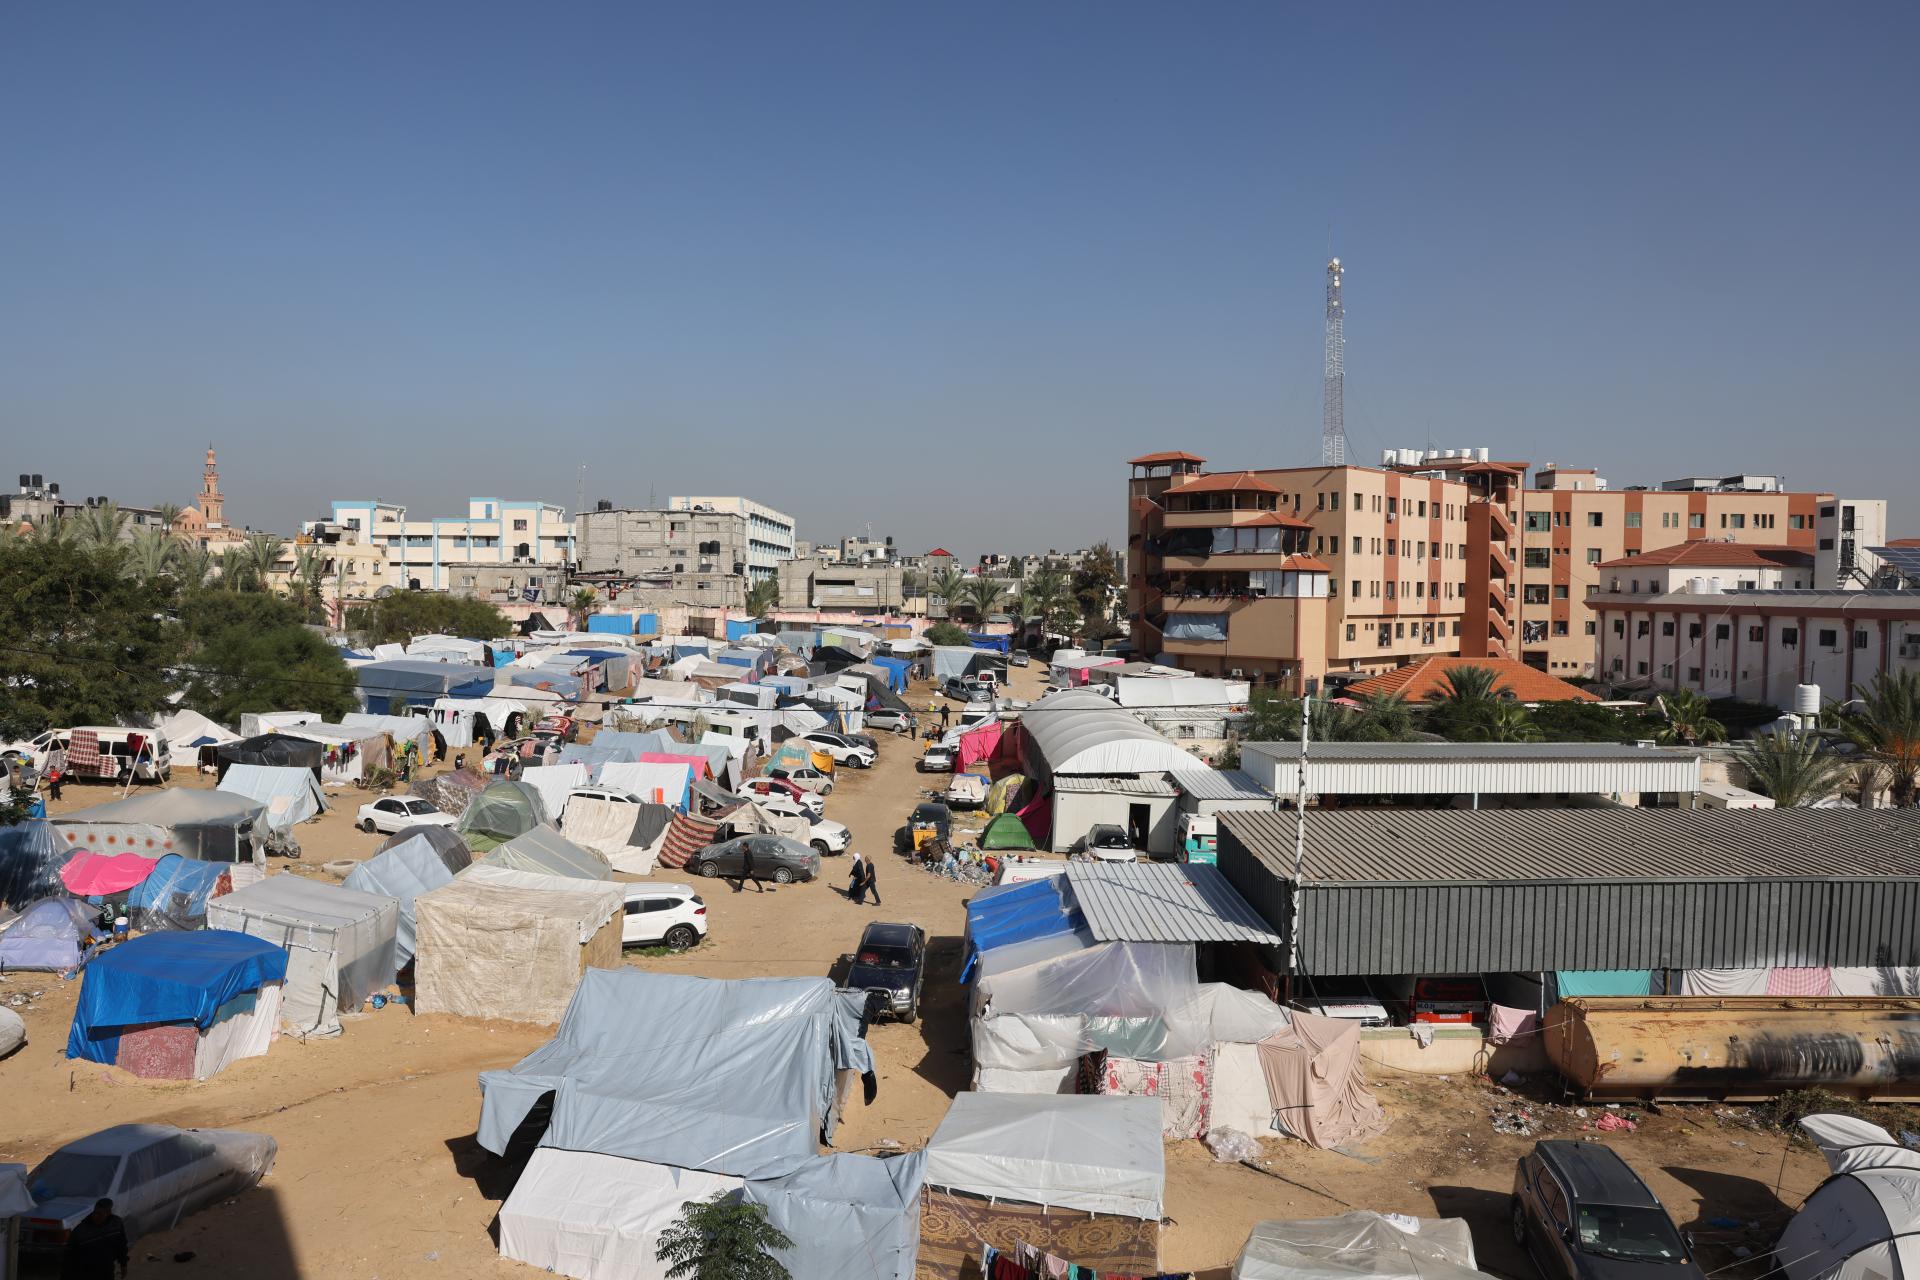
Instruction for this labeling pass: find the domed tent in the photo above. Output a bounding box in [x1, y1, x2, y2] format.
[0, 898, 99, 972]
[980, 813, 1037, 853]
[375, 823, 472, 870]
[0, 819, 69, 912]
[1778, 1114, 1920, 1280]
[455, 780, 551, 853]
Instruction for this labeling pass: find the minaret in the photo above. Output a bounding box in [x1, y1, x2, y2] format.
[200, 444, 225, 527]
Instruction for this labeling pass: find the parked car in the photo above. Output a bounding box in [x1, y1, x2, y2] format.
[568, 785, 642, 807]
[1071, 823, 1138, 863]
[844, 922, 927, 1024]
[942, 678, 993, 704]
[741, 776, 825, 817]
[799, 731, 877, 770]
[917, 744, 956, 773]
[767, 763, 834, 796]
[694, 835, 820, 884]
[748, 796, 852, 856]
[945, 773, 988, 809]
[1408, 975, 1489, 1025]
[0, 730, 63, 772]
[621, 883, 707, 950]
[357, 796, 458, 834]
[20, 1124, 276, 1254]
[863, 709, 914, 734]
[1009, 650, 1031, 667]
[1511, 1141, 1700, 1280]
[895, 802, 953, 853]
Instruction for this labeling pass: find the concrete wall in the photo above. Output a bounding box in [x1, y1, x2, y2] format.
[1049, 787, 1179, 856]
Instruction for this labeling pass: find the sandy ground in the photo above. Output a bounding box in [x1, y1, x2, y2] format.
[1, 665, 1838, 1278]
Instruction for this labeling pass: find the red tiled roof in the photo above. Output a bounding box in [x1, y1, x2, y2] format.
[1888, 538, 1920, 548]
[1280, 555, 1331, 571]
[1595, 543, 1811, 571]
[1129, 450, 1206, 466]
[1345, 657, 1599, 704]
[1240, 512, 1315, 529]
[925, 548, 955, 558]
[1166, 471, 1284, 496]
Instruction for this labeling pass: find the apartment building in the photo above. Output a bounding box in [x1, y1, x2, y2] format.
[666, 496, 795, 581]
[776, 555, 906, 612]
[575, 505, 755, 609]
[325, 498, 574, 595]
[1128, 447, 1879, 692]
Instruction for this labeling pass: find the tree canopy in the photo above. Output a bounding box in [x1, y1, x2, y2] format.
[924, 621, 970, 647]
[177, 591, 359, 724]
[346, 592, 511, 646]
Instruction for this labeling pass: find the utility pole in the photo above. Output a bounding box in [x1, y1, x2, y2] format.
[1321, 258, 1349, 466]
[1286, 694, 1311, 1000]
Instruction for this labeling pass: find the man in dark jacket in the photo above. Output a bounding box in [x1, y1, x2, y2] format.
[63, 1198, 129, 1280]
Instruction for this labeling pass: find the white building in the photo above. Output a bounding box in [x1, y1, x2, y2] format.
[328, 498, 574, 593]
[1816, 498, 1889, 589]
[667, 497, 796, 581]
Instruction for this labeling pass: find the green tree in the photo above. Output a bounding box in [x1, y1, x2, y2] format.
[176, 591, 359, 724]
[924, 621, 970, 647]
[1240, 687, 1304, 742]
[173, 542, 217, 590]
[745, 577, 780, 618]
[927, 567, 965, 610]
[1731, 732, 1850, 808]
[900, 568, 924, 597]
[1352, 691, 1417, 740]
[73, 501, 130, 549]
[655, 1194, 792, 1280]
[122, 527, 176, 585]
[957, 577, 1005, 621]
[1654, 688, 1727, 746]
[1831, 670, 1920, 806]
[346, 592, 512, 646]
[0, 539, 182, 738]
[154, 502, 183, 533]
[569, 587, 599, 631]
[1528, 700, 1647, 743]
[1072, 542, 1121, 620]
[243, 533, 288, 592]
[1466, 701, 1543, 743]
[1425, 664, 1506, 708]
[287, 547, 329, 624]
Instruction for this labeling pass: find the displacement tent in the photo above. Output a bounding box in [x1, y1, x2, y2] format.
[217, 764, 328, 831]
[1233, 1213, 1491, 1280]
[599, 761, 692, 811]
[0, 898, 99, 972]
[517, 763, 590, 820]
[215, 733, 326, 781]
[206, 876, 399, 1037]
[0, 819, 69, 911]
[456, 780, 552, 852]
[376, 823, 472, 867]
[413, 873, 623, 1024]
[1778, 1114, 1920, 1280]
[67, 930, 287, 1079]
[126, 854, 232, 932]
[52, 790, 267, 864]
[342, 832, 465, 967]
[980, 813, 1037, 852]
[477, 826, 612, 881]
[154, 709, 238, 768]
[353, 659, 497, 715]
[1256, 1011, 1387, 1150]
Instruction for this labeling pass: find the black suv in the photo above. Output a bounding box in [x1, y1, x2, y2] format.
[1512, 1141, 1702, 1280]
[845, 922, 926, 1023]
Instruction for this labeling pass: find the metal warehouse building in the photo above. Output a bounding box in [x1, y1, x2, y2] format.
[1240, 741, 1701, 805]
[1218, 808, 1920, 978]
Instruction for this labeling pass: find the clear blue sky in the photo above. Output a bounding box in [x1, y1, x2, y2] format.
[3, 2, 1915, 556]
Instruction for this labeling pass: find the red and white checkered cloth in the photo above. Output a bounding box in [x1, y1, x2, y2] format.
[1767, 967, 1833, 997]
[66, 728, 115, 778]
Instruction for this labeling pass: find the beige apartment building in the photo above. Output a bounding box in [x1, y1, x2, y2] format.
[1129, 448, 1852, 693]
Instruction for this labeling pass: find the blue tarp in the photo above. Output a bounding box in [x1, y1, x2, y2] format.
[67, 930, 289, 1064]
[870, 657, 912, 692]
[592, 730, 678, 756]
[742, 1151, 926, 1280]
[967, 633, 1010, 654]
[511, 668, 583, 697]
[726, 618, 757, 642]
[355, 660, 497, 714]
[343, 834, 460, 966]
[586, 614, 636, 635]
[126, 854, 231, 930]
[555, 743, 638, 770]
[491, 649, 514, 667]
[960, 877, 1081, 982]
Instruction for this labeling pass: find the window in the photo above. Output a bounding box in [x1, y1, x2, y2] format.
[1790, 514, 1807, 530]
[1553, 621, 1569, 636]
[1821, 504, 1837, 517]
[1353, 492, 1363, 510]
[1612, 619, 1625, 637]
[1637, 620, 1651, 638]
[1625, 511, 1641, 528]
[1818, 629, 1838, 648]
[1688, 622, 1702, 640]
[514, 542, 530, 558]
[1587, 512, 1603, 527]
[1523, 585, 1549, 604]
[512, 519, 528, 531]
[1418, 500, 1427, 517]
[1585, 548, 1602, 564]
[1689, 513, 1705, 529]
[1729, 513, 1746, 529]
[1688, 667, 1701, 683]
[1715, 624, 1730, 641]
[1585, 621, 1597, 636]
[1525, 512, 1550, 532]
[1749, 625, 1765, 642]
[1661, 620, 1675, 636]
[1316, 492, 1325, 510]
[1637, 661, 1649, 676]
[1351, 580, 1361, 599]
[1385, 582, 1396, 599]
[1856, 630, 1869, 649]
[1782, 627, 1799, 646]
[1352, 536, 1363, 554]
[1524, 548, 1551, 569]
[1329, 492, 1341, 510]
[1345, 624, 1356, 641]
[1661, 664, 1674, 679]
[1819, 538, 1835, 550]
[1395, 622, 1406, 638]
[1554, 585, 1569, 600]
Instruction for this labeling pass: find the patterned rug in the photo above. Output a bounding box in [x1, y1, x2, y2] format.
[916, 1187, 1159, 1280]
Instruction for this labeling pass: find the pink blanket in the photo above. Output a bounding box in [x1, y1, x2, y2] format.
[61, 850, 161, 896]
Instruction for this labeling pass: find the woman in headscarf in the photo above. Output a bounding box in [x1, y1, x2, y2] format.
[847, 851, 867, 905]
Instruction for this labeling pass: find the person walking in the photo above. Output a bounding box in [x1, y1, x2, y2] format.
[62, 1198, 128, 1280]
[939, 704, 951, 730]
[861, 856, 881, 907]
[847, 852, 866, 905]
[738, 841, 763, 893]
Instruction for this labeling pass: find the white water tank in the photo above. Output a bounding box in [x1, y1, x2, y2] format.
[1793, 683, 1822, 717]
[1477, 447, 1491, 462]
[1382, 448, 1397, 466]
[1687, 576, 1712, 595]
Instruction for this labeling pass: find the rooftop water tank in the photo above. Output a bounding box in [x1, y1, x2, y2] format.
[1793, 683, 1821, 717]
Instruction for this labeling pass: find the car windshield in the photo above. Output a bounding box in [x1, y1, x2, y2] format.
[856, 944, 914, 967]
[29, 1152, 120, 1201]
[1576, 1206, 1688, 1262]
[1090, 828, 1129, 848]
[405, 801, 438, 815]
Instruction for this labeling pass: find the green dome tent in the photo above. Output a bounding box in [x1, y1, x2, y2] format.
[980, 812, 1037, 852]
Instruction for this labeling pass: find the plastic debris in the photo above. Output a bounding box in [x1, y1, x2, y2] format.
[1592, 1112, 1637, 1133]
[1491, 1107, 1537, 1136]
[1206, 1127, 1262, 1163]
[1501, 1070, 1523, 1086]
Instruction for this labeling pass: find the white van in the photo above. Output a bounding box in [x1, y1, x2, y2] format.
[14, 727, 174, 782]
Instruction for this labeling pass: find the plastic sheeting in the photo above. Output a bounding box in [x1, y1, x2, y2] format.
[517, 764, 590, 820]
[413, 875, 623, 1024]
[599, 762, 693, 811]
[1554, 970, 1652, 997]
[67, 930, 288, 1064]
[217, 764, 328, 831]
[478, 970, 875, 1180]
[61, 851, 160, 896]
[0, 897, 98, 971]
[743, 1151, 927, 1280]
[456, 780, 551, 851]
[922, 1092, 1165, 1220]
[215, 733, 326, 779]
[498, 1149, 745, 1280]
[53, 789, 266, 864]
[127, 854, 231, 932]
[205, 876, 399, 1038]
[1233, 1212, 1488, 1280]
[342, 834, 460, 966]
[561, 798, 664, 867]
[0, 819, 69, 911]
[478, 827, 611, 881]
[1777, 1115, 1920, 1280]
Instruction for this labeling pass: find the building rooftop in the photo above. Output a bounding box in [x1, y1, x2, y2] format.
[1596, 543, 1811, 571]
[1064, 862, 1281, 946]
[1169, 769, 1271, 801]
[1220, 807, 1920, 886]
[1128, 450, 1207, 467]
[1050, 774, 1180, 797]
[1165, 471, 1285, 497]
[1343, 657, 1599, 704]
[1244, 741, 1690, 764]
[1590, 588, 1920, 609]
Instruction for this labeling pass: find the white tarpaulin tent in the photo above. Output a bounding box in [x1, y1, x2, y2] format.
[477, 826, 612, 881]
[922, 1093, 1164, 1220]
[279, 722, 390, 784]
[205, 875, 399, 1037]
[1233, 1212, 1489, 1280]
[216, 764, 328, 831]
[425, 696, 530, 747]
[518, 764, 590, 820]
[498, 1150, 744, 1280]
[155, 708, 238, 752]
[52, 789, 267, 865]
[341, 833, 463, 967]
[413, 874, 623, 1024]
[1778, 1115, 1920, 1280]
[341, 712, 435, 757]
[599, 761, 692, 811]
[238, 710, 317, 738]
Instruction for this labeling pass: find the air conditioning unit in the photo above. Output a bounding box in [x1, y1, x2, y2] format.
[1229, 669, 1244, 679]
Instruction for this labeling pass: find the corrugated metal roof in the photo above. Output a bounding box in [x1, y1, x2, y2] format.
[1019, 691, 1205, 777]
[1221, 808, 1920, 885]
[1246, 742, 1695, 763]
[1169, 770, 1271, 801]
[1051, 775, 1180, 797]
[1065, 862, 1281, 945]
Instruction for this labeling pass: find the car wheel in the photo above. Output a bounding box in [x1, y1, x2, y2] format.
[359, 819, 377, 833]
[699, 860, 719, 878]
[663, 925, 698, 952]
[772, 866, 795, 885]
[811, 841, 830, 857]
[1510, 1199, 1528, 1248]
[900, 1001, 918, 1025]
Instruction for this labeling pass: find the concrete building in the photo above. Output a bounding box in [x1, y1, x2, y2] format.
[326, 498, 574, 595]
[1128, 447, 1882, 690]
[1817, 498, 1889, 588]
[1239, 741, 1702, 808]
[574, 505, 752, 610]
[775, 556, 905, 612]
[666, 496, 795, 582]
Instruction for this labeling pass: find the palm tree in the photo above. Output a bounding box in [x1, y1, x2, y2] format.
[928, 567, 965, 610]
[241, 533, 287, 592]
[174, 541, 216, 589]
[74, 501, 130, 549]
[1731, 732, 1850, 808]
[1654, 688, 1726, 746]
[1426, 664, 1506, 706]
[1833, 670, 1920, 806]
[745, 576, 779, 618]
[122, 527, 175, 584]
[958, 577, 1005, 622]
[287, 546, 328, 622]
[570, 587, 598, 630]
[154, 502, 183, 535]
[1467, 701, 1544, 743]
[1354, 691, 1416, 740]
[218, 545, 255, 591]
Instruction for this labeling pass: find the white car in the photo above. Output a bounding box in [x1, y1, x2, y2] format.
[803, 816, 853, 857]
[767, 764, 834, 796]
[799, 731, 876, 769]
[741, 777, 825, 818]
[568, 785, 641, 806]
[0, 730, 62, 771]
[356, 795, 458, 834]
[1073, 823, 1139, 863]
[621, 883, 707, 951]
[19, 1124, 276, 1253]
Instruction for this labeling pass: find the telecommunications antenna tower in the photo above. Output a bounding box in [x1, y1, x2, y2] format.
[1321, 257, 1348, 466]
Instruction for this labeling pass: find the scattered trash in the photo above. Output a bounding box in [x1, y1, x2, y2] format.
[1206, 1128, 1262, 1163]
[1731, 1140, 1748, 1148]
[1491, 1107, 1537, 1136]
[423, 1252, 439, 1262]
[1575, 1108, 1589, 1118]
[1592, 1112, 1637, 1133]
[1902, 1131, 1920, 1150]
